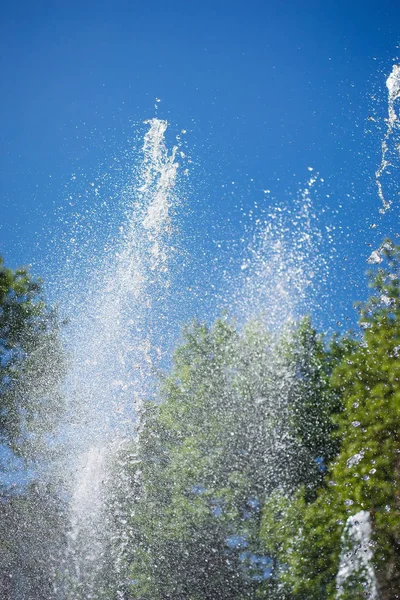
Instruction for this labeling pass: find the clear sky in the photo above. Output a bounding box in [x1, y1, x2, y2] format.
[1, 0, 399, 334]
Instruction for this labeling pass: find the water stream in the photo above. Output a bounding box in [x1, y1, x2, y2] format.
[336, 511, 378, 599]
[57, 118, 180, 598]
[376, 63, 400, 212]
[50, 112, 328, 597]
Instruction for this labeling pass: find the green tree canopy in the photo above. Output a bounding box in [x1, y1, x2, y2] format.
[0, 256, 65, 461]
[258, 240, 400, 600]
[127, 315, 334, 599]
[0, 256, 67, 599]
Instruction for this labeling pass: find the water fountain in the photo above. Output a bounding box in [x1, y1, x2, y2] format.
[336, 510, 378, 599]
[376, 63, 400, 212]
[46, 109, 329, 598]
[56, 118, 180, 598]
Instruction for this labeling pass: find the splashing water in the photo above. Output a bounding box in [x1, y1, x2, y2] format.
[58, 118, 179, 598]
[233, 171, 327, 330]
[376, 63, 400, 212]
[65, 447, 109, 597]
[336, 510, 378, 599]
[64, 118, 178, 430]
[140, 119, 178, 269]
[43, 117, 326, 599]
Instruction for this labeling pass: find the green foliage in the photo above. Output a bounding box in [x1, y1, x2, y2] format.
[129, 320, 253, 599]
[0, 256, 65, 460]
[0, 483, 67, 599]
[111, 239, 400, 599]
[0, 256, 67, 598]
[327, 240, 400, 598]
[127, 316, 333, 598]
[258, 240, 400, 600]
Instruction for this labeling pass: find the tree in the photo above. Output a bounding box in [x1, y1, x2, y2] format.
[129, 320, 254, 599]
[328, 240, 400, 599]
[0, 257, 65, 461]
[128, 316, 333, 599]
[259, 240, 400, 600]
[0, 256, 67, 599]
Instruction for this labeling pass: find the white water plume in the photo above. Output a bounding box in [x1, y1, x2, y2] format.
[233, 172, 327, 330]
[376, 63, 400, 212]
[58, 118, 180, 598]
[336, 510, 378, 599]
[51, 122, 326, 599]
[63, 118, 178, 439]
[64, 447, 109, 597]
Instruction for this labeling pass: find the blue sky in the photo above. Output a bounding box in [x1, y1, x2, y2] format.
[1, 0, 399, 333]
